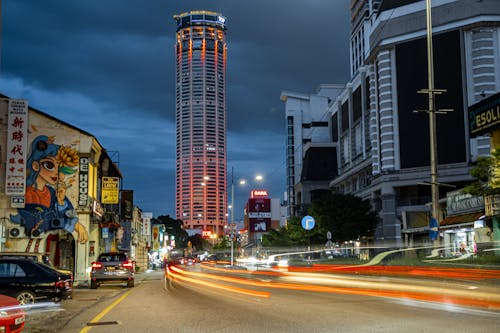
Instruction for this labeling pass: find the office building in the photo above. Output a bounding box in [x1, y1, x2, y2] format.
[173, 11, 228, 234]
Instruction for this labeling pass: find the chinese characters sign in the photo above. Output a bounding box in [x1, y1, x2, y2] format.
[6, 99, 28, 195]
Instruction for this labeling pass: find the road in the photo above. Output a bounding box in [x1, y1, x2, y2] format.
[22, 266, 500, 333]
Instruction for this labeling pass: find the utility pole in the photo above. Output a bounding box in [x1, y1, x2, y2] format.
[416, 1, 452, 244]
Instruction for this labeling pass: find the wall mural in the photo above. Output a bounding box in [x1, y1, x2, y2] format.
[10, 135, 89, 244]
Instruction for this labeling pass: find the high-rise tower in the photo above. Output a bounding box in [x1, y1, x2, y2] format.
[173, 11, 227, 234]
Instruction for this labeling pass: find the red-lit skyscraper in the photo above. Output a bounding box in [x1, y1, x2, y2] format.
[173, 11, 227, 234]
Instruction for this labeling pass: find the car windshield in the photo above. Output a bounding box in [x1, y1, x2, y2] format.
[1, 1, 500, 333]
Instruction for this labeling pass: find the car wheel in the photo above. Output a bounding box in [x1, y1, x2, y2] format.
[90, 280, 98, 289]
[16, 290, 36, 305]
[127, 279, 134, 288]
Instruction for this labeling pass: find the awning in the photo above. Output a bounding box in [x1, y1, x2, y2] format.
[440, 212, 483, 228]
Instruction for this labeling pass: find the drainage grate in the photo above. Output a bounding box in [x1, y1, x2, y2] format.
[86, 321, 119, 326]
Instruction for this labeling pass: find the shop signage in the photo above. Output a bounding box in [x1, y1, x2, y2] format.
[250, 190, 268, 198]
[142, 212, 152, 236]
[152, 224, 161, 251]
[11, 196, 25, 208]
[484, 194, 500, 217]
[5, 99, 28, 195]
[249, 220, 269, 232]
[446, 189, 483, 215]
[469, 91, 500, 137]
[102, 177, 119, 204]
[78, 157, 89, 206]
[120, 190, 133, 220]
[92, 200, 103, 221]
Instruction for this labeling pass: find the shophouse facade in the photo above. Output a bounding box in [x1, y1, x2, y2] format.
[0, 96, 147, 284]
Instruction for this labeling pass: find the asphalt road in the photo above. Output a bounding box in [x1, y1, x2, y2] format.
[21, 267, 500, 333]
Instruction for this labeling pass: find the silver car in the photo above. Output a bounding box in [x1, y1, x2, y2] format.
[90, 252, 134, 289]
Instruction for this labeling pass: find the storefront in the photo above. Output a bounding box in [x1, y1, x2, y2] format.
[440, 189, 484, 257]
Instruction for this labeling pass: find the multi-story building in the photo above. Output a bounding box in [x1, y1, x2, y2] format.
[0, 95, 128, 285]
[284, 0, 500, 248]
[281, 84, 344, 218]
[328, 0, 498, 245]
[173, 11, 228, 235]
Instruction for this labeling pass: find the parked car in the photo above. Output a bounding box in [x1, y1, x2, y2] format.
[90, 252, 134, 289]
[0, 258, 72, 305]
[0, 252, 73, 281]
[0, 294, 25, 333]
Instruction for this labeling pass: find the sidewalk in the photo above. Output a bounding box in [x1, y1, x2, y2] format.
[22, 269, 163, 333]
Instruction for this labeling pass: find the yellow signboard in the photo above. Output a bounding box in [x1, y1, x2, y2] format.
[102, 177, 119, 204]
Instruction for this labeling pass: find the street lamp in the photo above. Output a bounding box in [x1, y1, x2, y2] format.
[229, 168, 264, 265]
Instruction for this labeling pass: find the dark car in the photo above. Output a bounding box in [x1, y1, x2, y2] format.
[0, 252, 73, 282]
[0, 294, 25, 333]
[90, 252, 134, 289]
[0, 258, 72, 305]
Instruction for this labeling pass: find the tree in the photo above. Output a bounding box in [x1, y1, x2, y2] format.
[463, 149, 500, 196]
[307, 192, 379, 243]
[155, 215, 189, 248]
[262, 215, 328, 247]
[188, 234, 204, 251]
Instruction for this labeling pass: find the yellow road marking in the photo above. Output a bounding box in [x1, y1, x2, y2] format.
[79, 289, 133, 333]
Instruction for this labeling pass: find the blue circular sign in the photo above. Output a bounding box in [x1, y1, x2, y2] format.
[301, 215, 315, 230]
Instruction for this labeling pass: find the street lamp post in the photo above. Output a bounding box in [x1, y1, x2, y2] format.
[228, 168, 264, 266]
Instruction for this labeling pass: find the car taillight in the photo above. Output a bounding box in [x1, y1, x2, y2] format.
[55, 280, 65, 288]
[91, 262, 103, 269]
[122, 261, 134, 269]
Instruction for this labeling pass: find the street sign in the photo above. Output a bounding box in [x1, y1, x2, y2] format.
[301, 215, 315, 230]
[429, 217, 439, 240]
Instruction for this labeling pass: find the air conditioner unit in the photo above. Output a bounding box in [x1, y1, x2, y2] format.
[50, 218, 64, 229]
[30, 229, 44, 239]
[8, 227, 26, 238]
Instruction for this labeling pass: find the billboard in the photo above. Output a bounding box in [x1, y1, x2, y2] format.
[248, 197, 271, 232]
[248, 198, 271, 218]
[120, 190, 134, 220]
[249, 219, 270, 232]
[469, 91, 500, 137]
[102, 177, 120, 204]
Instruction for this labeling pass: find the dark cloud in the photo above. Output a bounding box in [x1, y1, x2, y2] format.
[1, 0, 350, 218]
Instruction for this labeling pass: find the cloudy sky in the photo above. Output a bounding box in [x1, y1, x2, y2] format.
[0, 0, 350, 220]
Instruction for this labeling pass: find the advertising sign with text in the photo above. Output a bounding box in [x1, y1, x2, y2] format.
[6, 99, 28, 195]
[102, 177, 120, 204]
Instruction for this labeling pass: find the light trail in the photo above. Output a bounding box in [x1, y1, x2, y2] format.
[166, 265, 500, 311]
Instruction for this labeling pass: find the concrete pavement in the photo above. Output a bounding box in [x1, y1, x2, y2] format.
[22, 269, 164, 333]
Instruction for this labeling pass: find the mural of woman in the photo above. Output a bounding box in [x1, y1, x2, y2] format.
[55, 181, 88, 243]
[10, 135, 88, 243]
